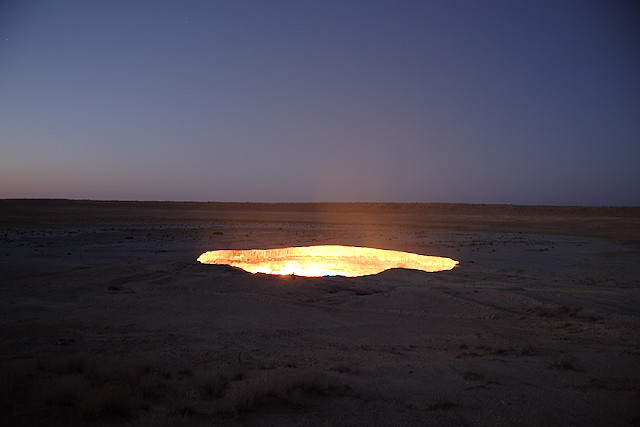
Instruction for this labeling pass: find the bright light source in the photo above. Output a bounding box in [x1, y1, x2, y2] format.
[197, 245, 458, 277]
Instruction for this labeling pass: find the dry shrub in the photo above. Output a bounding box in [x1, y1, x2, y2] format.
[79, 383, 140, 421]
[528, 304, 563, 317]
[461, 370, 484, 381]
[166, 404, 196, 418]
[83, 359, 113, 386]
[175, 362, 193, 377]
[549, 354, 582, 371]
[138, 373, 172, 401]
[625, 414, 640, 425]
[38, 353, 86, 374]
[218, 373, 276, 414]
[200, 373, 229, 399]
[0, 359, 37, 397]
[568, 377, 638, 391]
[573, 309, 602, 321]
[455, 352, 480, 359]
[218, 369, 348, 415]
[255, 358, 279, 370]
[428, 398, 458, 410]
[490, 346, 507, 355]
[515, 343, 536, 357]
[41, 375, 89, 406]
[166, 388, 199, 418]
[115, 358, 154, 385]
[225, 355, 247, 381]
[329, 361, 353, 373]
[84, 356, 154, 387]
[528, 304, 600, 321]
[475, 343, 507, 355]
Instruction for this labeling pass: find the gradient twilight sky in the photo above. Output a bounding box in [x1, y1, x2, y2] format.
[1, 1, 639, 205]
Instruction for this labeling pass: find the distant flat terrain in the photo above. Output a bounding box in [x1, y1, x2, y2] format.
[1, 200, 639, 426]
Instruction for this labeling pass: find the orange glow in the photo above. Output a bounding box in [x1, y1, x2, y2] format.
[197, 245, 458, 277]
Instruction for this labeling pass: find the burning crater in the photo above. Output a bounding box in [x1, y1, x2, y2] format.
[197, 245, 458, 277]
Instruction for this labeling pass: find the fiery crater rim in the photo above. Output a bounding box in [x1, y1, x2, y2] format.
[197, 245, 459, 277]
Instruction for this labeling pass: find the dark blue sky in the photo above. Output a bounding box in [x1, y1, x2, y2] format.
[1, 1, 639, 205]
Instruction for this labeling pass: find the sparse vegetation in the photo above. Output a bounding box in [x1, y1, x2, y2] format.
[329, 360, 353, 373]
[166, 388, 199, 418]
[428, 397, 458, 410]
[216, 369, 351, 415]
[549, 354, 582, 371]
[0, 353, 353, 424]
[40, 375, 89, 406]
[528, 304, 601, 321]
[461, 370, 484, 381]
[515, 342, 536, 357]
[200, 373, 229, 399]
[38, 352, 86, 374]
[455, 341, 537, 359]
[79, 383, 141, 421]
[0, 359, 36, 398]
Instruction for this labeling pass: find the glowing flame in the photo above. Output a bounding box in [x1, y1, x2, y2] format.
[197, 245, 458, 277]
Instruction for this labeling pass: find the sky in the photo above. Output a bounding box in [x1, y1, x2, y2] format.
[1, 0, 639, 205]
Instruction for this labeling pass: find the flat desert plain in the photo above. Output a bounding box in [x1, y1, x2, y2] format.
[1, 200, 639, 427]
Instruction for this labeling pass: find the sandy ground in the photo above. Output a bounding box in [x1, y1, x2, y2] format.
[1, 200, 639, 426]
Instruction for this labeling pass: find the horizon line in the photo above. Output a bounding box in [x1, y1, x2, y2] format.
[2, 197, 638, 209]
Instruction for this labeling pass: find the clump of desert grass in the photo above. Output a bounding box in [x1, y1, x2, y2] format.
[215, 368, 352, 416]
[79, 383, 142, 421]
[0, 358, 37, 398]
[328, 360, 353, 373]
[527, 304, 601, 321]
[515, 342, 537, 357]
[37, 352, 86, 374]
[455, 341, 537, 359]
[200, 372, 230, 399]
[427, 397, 458, 411]
[549, 354, 583, 371]
[40, 375, 89, 406]
[83, 356, 156, 387]
[461, 370, 484, 381]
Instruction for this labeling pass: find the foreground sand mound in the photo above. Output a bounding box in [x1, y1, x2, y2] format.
[197, 245, 459, 277]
